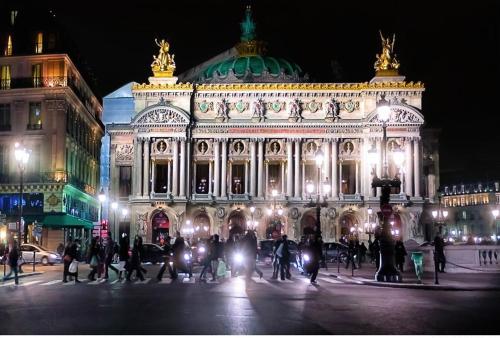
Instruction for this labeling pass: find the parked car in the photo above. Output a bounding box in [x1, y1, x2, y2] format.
[323, 242, 349, 263]
[257, 239, 299, 266]
[141, 243, 168, 264]
[20, 244, 62, 265]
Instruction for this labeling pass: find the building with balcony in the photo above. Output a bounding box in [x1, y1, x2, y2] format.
[0, 9, 104, 249]
[102, 7, 438, 244]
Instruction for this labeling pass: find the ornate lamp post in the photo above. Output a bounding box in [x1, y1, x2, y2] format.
[371, 99, 402, 282]
[14, 143, 30, 244]
[365, 206, 376, 242]
[431, 196, 448, 284]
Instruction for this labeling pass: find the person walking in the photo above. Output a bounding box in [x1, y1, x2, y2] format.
[137, 236, 147, 276]
[309, 236, 322, 285]
[118, 234, 130, 280]
[345, 236, 357, 270]
[242, 231, 263, 279]
[126, 237, 145, 281]
[2, 239, 19, 285]
[210, 234, 224, 282]
[104, 232, 120, 280]
[199, 236, 214, 281]
[278, 235, 291, 280]
[157, 235, 174, 281]
[87, 237, 101, 281]
[394, 238, 407, 272]
[271, 236, 284, 279]
[372, 237, 381, 269]
[63, 238, 81, 283]
[359, 242, 367, 263]
[434, 233, 446, 273]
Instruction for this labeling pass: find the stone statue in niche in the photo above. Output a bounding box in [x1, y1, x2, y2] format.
[288, 98, 302, 122]
[325, 98, 340, 122]
[215, 99, 229, 122]
[252, 98, 265, 122]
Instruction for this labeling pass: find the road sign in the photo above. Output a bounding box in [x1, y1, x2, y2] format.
[381, 204, 393, 217]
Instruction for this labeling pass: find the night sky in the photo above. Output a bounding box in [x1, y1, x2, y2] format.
[6, 0, 500, 185]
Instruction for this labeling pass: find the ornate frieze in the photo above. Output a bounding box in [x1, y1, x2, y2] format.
[266, 100, 284, 113]
[231, 100, 249, 113]
[304, 100, 322, 113]
[340, 99, 359, 113]
[115, 144, 134, 164]
[215, 99, 229, 122]
[45, 99, 67, 111]
[135, 107, 188, 125]
[324, 98, 340, 122]
[196, 100, 213, 113]
[288, 98, 302, 122]
[195, 82, 424, 91]
[251, 98, 266, 122]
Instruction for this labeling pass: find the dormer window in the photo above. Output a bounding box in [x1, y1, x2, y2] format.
[5, 35, 12, 56]
[35, 32, 43, 54]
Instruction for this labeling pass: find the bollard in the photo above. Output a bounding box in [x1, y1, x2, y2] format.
[33, 251, 35, 272]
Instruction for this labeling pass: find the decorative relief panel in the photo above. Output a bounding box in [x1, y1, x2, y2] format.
[302, 140, 320, 158]
[324, 98, 340, 122]
[266, 100, 284, 113]
[266, 139, 285, 156]
[215, 99, 229, 122]
[251, 98, 266, 122]
[231, 100, 249, 113]
[135, 108, 189, 125]
[339, 139, 360, 160]
[304, 100, 322, 113]
[288, 98, 302, 122]
[196, 100, 213, 113]
[340, 100, 359, 113]
[194, 140, 213, 159]
[115, 144, 134, 164]
[229, 140, 249, 160]
[368, 106, 423, 124]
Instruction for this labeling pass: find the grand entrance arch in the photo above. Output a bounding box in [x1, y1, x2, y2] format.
[151, 210, 170, 245]
[227, 210, 246, 240]
[300, 210, 316, 236]
[193, 212, 211, 240]
[339, 212, 358, 242]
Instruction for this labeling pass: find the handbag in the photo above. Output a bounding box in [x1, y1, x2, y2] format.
[89, 255, 98, 268]
[276, 243, 284, 258]
[216, 260, 227, 277]
[69, 260, 78, 273]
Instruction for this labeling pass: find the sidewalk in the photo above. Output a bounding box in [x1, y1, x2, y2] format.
[320, 261, 500, 291]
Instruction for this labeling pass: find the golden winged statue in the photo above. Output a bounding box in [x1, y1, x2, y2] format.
[151, 38, 176, 77]
[374, 31, 400, 75]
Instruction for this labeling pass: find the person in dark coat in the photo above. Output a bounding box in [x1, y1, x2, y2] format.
[272, 236, 284, 279]
[277, 235, 291, 280]
[309, 236, 322, 284]
[2, 239, 19, 285]
[372, 238, 381, 269]
[199, 236, 214, 281]
[242, 231, 263, 279]
[87, 237, 101, 281]
[345, 236, 357, 270]
[104, 232, 120, 279]
[157, 236, 174, 281]
[359, 242, 368, 264]
[126, 237, 145, 281]
[63, 238, 81, 283]
[210, 234, 224, 281]
[118, 235, 130, 280]
[136, 236, 147, 275]
[434, 233, 446, 272]
[171, 235, 192, 279]
[394, 239, 407, 272]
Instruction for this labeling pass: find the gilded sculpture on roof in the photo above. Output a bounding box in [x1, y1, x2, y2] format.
[374, 31, 400, 76]
[151, 38, 176, 77]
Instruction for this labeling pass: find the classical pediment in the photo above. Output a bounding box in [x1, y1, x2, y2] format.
[132, 104, 190, 126]
[366, 104, 424, 124]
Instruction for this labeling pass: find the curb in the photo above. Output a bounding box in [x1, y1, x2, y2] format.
[326, 273, 500, 291]
[2, 271, 44, 281]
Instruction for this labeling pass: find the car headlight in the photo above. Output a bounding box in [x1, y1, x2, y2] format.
[49, 254, 57, 259]
[183, 253, 190, 261]
[234, 253, 243, 264]
[198, 247, 206, 253]
[303, 254, 310, 262]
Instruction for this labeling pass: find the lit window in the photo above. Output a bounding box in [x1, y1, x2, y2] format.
[10, 11, 18, 26]
[0, 65, 11, 89]
[28, 102, 42, 130]
[35, 32, 43, 54]
[32, 64, 42, 87]
[5, 35, 12, 56]
[0, 104, 11, 131]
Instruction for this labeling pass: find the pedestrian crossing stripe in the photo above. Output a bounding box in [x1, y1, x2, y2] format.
[277, 278, 294, 283]
[158, 278, 173, 284]
[109, 279, 120, 285]
[182, 277, 195, 284]
[318, 277, 343, 284]
[40, 280, 61, 286]
[0, 281, 16, 287]
[88, 279, 107, 285]
[251, 277, 269, 284]
[18, 280, 42, 286]
[134, 278, 151, 284]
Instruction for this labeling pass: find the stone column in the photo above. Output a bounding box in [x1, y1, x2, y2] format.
[302, 162, 306, 199]
[257, 140, 264, 198]
[179, 140, 186, 197]
[339, 160, 343, 195]
[192, 161, 197, 194]
[229, 161, 233, 194]
[186, 140, 191, 199]
[172, 140, 179, 196]
[413, 139, 421, 197]
[294, 141, 301, 198]
[151, 159, 156, 194]
[208, 160, 213, 195]
[265, 160, 269, 197]
[244, 160, 249, 194]
[167, 160, 172, 194]
[142, 138, 150, 197]
[331, 141, 338, 198]
[221, 141, 227, 197]
[287, 141, 293, 197]
[109, 144, 117, 198]
[135, 139, 143, 197]
[376, 139, 382, 197]
[213, 141, 220, 197]
[355, 160, 360, 194]
[323, 140, 330, 196]
[281, 160, 285, 194]
[250, 141, 257, 197]
[405, 139, 413, 196]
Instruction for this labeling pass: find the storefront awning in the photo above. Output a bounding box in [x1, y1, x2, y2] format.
[43, 214, 94, 230]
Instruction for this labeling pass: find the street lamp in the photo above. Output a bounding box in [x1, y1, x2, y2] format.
[371, 98, 402, 282]
[14, 143, 30, 244]
[392, 148, 405, 194]
[98, 188, 107, 240]
[365, 206, 375, 242]
[491, 208, 499, 244]
[431, 195, 448, 285]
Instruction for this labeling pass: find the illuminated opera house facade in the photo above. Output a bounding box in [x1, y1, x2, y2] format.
[101, 7, 439, 244]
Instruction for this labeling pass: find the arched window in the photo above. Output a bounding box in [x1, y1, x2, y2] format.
[35, 32, 43, 54]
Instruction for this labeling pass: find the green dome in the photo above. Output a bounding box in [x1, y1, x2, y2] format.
[200, 55, 304, 83]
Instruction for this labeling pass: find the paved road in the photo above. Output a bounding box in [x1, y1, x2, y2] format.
[1, 264, 499, 334]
